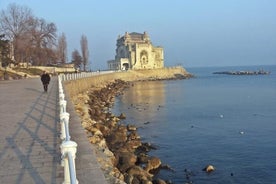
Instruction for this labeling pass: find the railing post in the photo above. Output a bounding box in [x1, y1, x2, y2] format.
[59, 87, 64, 94]
[60, 141, 78, 184]
[60, 112, 70, 140]
[59, 93, 65, 101]
[59, 100, 67, 114]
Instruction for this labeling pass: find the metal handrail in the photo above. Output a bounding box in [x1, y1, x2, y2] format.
[68, 152, 77, 184]
[58, 75, 78, 184]
[64, 118, 71, 142]
[60, 70, 115, 81]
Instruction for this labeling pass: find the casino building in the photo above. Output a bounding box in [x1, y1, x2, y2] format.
[108, 32, 164, 70]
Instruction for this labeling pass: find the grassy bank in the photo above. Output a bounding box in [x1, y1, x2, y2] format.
[0, 69, 25, 80]
[64, 66, 192, 98]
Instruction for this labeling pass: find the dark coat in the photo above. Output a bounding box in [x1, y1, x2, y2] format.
[41, 73, 51, 84]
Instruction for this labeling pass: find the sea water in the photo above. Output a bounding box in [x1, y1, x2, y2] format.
[112, 65, 276, 184]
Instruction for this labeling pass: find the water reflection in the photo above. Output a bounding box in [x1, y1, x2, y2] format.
[114, 81, 166, 124]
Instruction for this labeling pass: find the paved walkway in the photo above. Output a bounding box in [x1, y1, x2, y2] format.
[0, 77, 107, 184]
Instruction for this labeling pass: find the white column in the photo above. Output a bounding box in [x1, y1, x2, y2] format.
[60, 112, 69, 140]
[60, 140, 78, 184]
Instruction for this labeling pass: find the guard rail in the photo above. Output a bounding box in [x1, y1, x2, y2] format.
[58, 75, 78, 184]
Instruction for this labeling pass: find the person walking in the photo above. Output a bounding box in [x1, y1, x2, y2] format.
[41, 71, 51, 92]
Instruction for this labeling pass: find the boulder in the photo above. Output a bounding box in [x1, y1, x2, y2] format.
[128, 131, 141, 140]
[127, 166, 153, 180]
[118, 113, 126, 119]
[127, 124, 137, 131]
[137, 153, 149, 164]
[125, 139, 142, 150]
[116, 151, 137, 173]
[203, 165, 215, 173]
[145, 157, 161, 172]
[106, 125, 128, 148]
[137, 142, 157, 153]
[94, 123, 110, 137]
[153, 179, 167, 184]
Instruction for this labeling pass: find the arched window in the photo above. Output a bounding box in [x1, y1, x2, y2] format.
[140, 50, 148, 64]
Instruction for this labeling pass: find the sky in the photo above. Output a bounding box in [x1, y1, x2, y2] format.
[1, 0, 276, 69]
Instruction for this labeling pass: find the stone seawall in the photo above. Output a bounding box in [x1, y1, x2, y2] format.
[64, 66, 192, 98]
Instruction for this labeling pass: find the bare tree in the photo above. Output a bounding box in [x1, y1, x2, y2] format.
[0, 3, 33, 63]
[0, 3, 57, 65]
[57, 32, 67, 64]
[80, 34, 89, 71]
[71, 49, 82, 70]
[0, 3, 33, 40]
[30, 18, 56, 48]
[29, 18, 57, 65]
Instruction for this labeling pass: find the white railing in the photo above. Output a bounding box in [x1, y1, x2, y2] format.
[58, 75, 78, 184]
[60, 70, 115, 81]
[57, 70, 115, 183]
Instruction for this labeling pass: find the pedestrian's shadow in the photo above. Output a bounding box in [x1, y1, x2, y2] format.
[25, 87, 43, 93]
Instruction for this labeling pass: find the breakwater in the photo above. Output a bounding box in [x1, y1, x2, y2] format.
[213, 70, 270, 75]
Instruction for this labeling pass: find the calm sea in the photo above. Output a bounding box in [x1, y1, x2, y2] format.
[112, 65, 276, 184]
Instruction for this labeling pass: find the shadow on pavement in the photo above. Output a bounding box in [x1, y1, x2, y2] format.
[0, 78, 62, 183]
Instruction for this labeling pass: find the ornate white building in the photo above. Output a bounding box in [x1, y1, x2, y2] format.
[108, 32, 164, 70]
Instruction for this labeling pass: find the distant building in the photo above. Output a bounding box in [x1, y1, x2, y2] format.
[108, 32, 164, 70]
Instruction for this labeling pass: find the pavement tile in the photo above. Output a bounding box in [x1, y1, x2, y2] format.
[0, 77, 108, 184]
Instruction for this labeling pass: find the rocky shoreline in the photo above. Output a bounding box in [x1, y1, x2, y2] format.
[69, 67, 192, 184]
[74, 79, 173, 184]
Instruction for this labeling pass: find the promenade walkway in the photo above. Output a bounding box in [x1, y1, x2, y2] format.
[0, 77, 107, 184]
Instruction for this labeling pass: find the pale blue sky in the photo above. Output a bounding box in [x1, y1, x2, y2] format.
[1, 0, 275, 69]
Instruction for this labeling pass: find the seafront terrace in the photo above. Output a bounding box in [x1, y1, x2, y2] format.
[0, 75, 108, 183]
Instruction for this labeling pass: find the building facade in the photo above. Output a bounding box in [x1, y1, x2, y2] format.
[108, 32, 164, 70]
